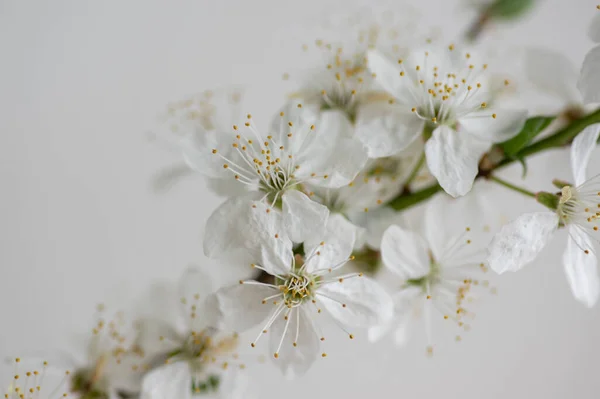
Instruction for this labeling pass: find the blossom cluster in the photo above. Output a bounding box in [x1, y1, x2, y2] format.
[5, 3, 600, 399]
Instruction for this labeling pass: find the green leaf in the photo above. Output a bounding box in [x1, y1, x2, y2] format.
[488, 0, 536, 20]
[517, 157, 528, 178]
[500, 116, 556, 157]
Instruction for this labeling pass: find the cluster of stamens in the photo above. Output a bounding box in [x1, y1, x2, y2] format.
[5, 359, 69, 399]
[388, 47, 506, 127]
[212, 109, 327, 204]
[558, 185, 600, 253]
[241, 242, 361, 359]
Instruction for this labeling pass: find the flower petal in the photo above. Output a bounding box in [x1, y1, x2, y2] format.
[424, 188, 496, 262]
[563, 226, 600, 308]
[141, 362, 191, 399]
[318, 276, 394, 327]
[589, 12, 600, 43]
[458, 108, 528, 143]
[305, 137, 369, 188]
[368, 287, 420, 344]
[578, 45, 600, 104]
[571, 123, 600, 186]
[303, 213, 357, 273]
[363, 207, 406, 250]
[355, 103, 424, 158]
[178, 266, 218, 331]
[523, 47, 580, 103]
[203, 194, 262, 259]
[282, 190, 329, 244]
[211, 283, 279, 332]
[380, 225, 430, 280]
[268, 307, 320, 378]
[487, 212, 558, 274]
[367, 49, 413, 104]
[425, 125, 490, 198]
[205, 198, 293, 276]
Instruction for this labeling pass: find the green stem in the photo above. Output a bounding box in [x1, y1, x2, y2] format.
[488, 175, 536, 198]
[498, 108, 600, 168]
[403, 151, 426, 190]
[389, 108, 600, 212]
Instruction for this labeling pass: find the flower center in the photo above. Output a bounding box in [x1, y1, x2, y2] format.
[406, 260, 441, 290]
[278, 273, 317, 307]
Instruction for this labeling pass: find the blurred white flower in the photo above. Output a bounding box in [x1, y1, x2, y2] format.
[136, 267, 249, 399]
[50, 304, 149, 399]
[578, 6, 600, 104]
[366, 46, 527, 197]
[282, 7, 437, 159]
[369, 192, 493, 353]
[210, 203, 393, 377]
[304, 146, 424, 250]
[487, 124, 600, 307]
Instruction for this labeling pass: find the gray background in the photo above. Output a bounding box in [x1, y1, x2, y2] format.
[1, 0, 599, 398]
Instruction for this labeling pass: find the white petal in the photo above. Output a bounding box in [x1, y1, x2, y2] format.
[248, 202, 294, 275]
[180, 130, 223, 178]
[318, 276, 394, 327]
[318, 109, 354, 138]
[203, 194, 262, 259]
[367, 49, 413, 103]
[578, 45, 600, 104]
[571, 124, 600, 186]
[282, 190, 329, 243]
[141, 362, 192, 399]
[303, 213, 357, 273]
[589, 12, 600, 43]
[458, 108, 528, 143]
[363, 207, 406, 250]
[563, 227, 600, 307]
[270, 101, 320, 153]
[368, 287, 420, 344]
[425, 125, 490, 198]
[212, 283, 279, 332]
[424, 188, 496, 261]
[355, 103, 424, 158]
[487, 212, 558, 274]
[178, 266, 217, 331]
[205, 198, 293, 275]
[380, 225, 430, 280]
[306, 137, 369, 188]
[268, 306, 320, 378]
[523, 47, 580, 103]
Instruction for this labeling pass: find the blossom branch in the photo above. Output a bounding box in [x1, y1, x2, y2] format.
[388, 107, 600, 211]
[488, 175, 536, 198]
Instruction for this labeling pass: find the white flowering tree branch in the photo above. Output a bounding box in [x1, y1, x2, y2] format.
[389, 108, 600, 211]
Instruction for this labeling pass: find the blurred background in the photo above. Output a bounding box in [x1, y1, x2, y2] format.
[1, 0, 600, 397]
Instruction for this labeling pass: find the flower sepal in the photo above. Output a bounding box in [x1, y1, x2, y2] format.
[535, 191, 559, 211]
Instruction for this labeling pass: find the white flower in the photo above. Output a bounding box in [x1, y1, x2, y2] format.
[369, 192, 493, 353]
[578, 6, 600, 104]
[151, 89, 246, 197]
[283, 11, 436, 159]
[487, 124, 600, 307]
[303, 145, 424, 249]
[135, 267, 249, 399]
[181, 101, 367, 257]
[366, 46, 527, 197]
[46, 303, 150, 399]
[210, 203, 393, 377]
